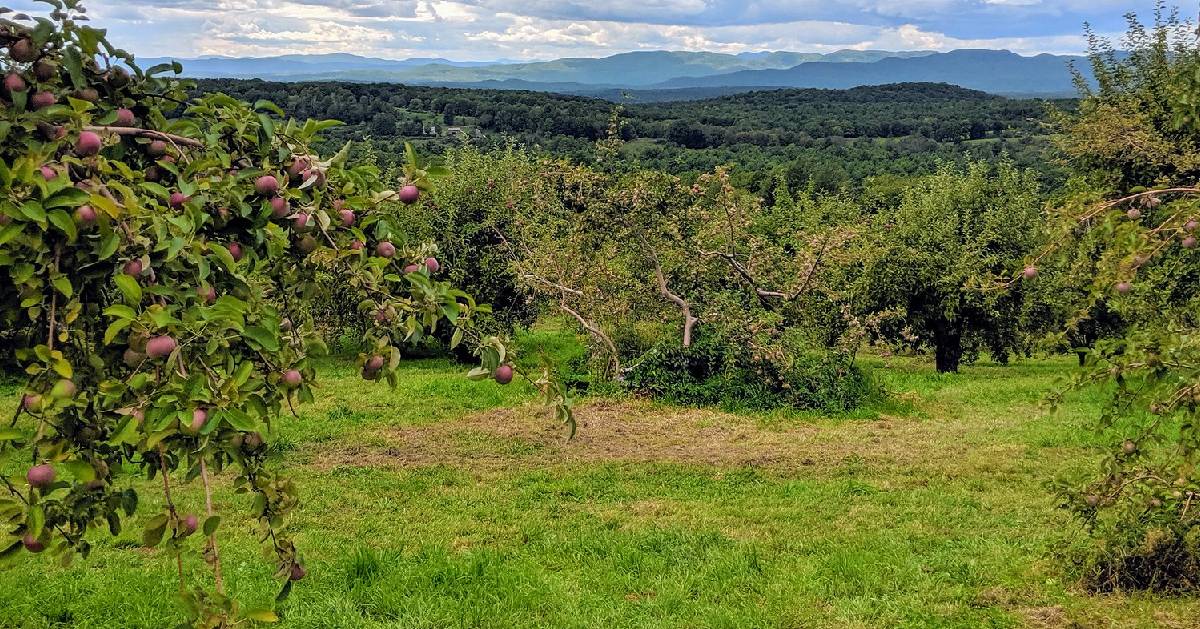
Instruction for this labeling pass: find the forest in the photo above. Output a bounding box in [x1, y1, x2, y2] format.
[194, 78, 1064, 193]
[4, 2, 1200, 628]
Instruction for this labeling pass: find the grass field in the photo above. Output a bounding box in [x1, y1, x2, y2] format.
[2, 351, 1199, 628]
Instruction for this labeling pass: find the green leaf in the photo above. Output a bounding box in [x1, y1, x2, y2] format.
[104, 318, 131, 345]
[244, 609, 279, 623]
[0, 428, 24, 441]
[202, 516, 220, 536]
[222, 409, 257, 432]
[142, 514, 168, 547]
[114, 274, 142, 304]
[208, 242, 237, 271]
[63, 459, 96, 482]
[27, 505, 45, 538]
[18, 201, 46, 222]
[44, 187, 89, 210]
[276, 580, 293, 602]
[104, 304, 138, 320]
[97, 233, 120, 259]
[51, 275, 73, 298]
[244, 326, 279, 352]
[47, 210, 77, 242]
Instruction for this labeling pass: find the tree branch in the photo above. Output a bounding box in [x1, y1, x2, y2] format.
[84, 126, 203, 148]
[199, 458, 225, 595]
[558, 301, 620, 375]
[645, 243, 698, 347]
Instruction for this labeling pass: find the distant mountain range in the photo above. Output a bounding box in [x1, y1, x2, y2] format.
[140, 49, 1091, 99]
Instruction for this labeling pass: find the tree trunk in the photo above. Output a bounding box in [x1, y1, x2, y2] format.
[933, 321, 963, 373]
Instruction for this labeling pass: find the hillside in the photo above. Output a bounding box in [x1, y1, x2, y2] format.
[145, 50, 934, 85]
[655, 49, 1090, 96]
[194, 80, 1063, 193]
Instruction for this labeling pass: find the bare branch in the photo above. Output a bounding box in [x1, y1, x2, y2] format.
[645, 243, 698, 347]
[558, 300, 620, 375]
[522, 273, 583, 296]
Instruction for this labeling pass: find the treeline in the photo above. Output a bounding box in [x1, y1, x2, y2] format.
[193, 79, 1065, 192]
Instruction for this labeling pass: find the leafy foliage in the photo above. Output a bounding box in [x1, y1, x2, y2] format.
[1041, 6, 1200, 591]
[192, 79, 1064, 195]
[0, 2, 566, 624]
[856, 160, 1044, 372]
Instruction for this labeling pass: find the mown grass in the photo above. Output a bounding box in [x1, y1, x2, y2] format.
[1, 350, 1198, 628]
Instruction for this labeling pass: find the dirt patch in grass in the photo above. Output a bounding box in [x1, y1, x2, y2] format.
[307, 398, 1023, 476]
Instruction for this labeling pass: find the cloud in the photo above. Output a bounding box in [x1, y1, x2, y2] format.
[3, 0, 1170, 60]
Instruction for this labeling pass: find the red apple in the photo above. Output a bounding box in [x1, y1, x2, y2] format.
[29, 90, 55, 109]
[75, 131, 102, 156]
[255, 175, 279, 195]
[270, 196, 288, 218]
[74, 205, 96, 225]
[115, 108, 135, 126]
[494, 364, 514, 385]
[26, 464, 55, 489]
[145, 335, 177, 359]
[398, 185, 420, 204]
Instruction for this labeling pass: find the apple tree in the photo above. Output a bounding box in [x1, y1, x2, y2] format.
[1035, 7, 1200, 590]
[0, 1, 568, 624]
[855, 160, 1043, 373]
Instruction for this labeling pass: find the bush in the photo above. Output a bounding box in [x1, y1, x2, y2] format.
[624, 335, 875, 413]
[1072, 518, 1200, 593]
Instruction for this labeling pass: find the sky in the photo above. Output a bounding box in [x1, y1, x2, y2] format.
[3, 0, 1179, 60]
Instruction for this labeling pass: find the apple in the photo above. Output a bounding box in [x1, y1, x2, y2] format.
[122, 259, 143, 277]
[398, 185, 420, 204]
[255, 175, 279, 195]
[282, 369, 303, 388]
[424, 257, 440, 273]
[145, 335, 177, 359]
[50, 378, 76, 400]
[22, 534, 44, 553]
[1022, 266, 1038, 280]
[147, 140, 167, 157]
[21, 394, 42, 413]
[115, 108, 135, 126]
[494, 364, 514, 385]
[197, 285, 217, 304]
[169, 192, 188, 208]
[75, 131, 102, 156]
[2, 72, 25, 94]
[339, 209, 355, 227]
[191, 408, 208, 432]
[33, 60, 56, 81]
[376, 241, 396, 258]
[29, 90, 55, 109]
[74, 205, 96, 226]
[270, 196, 288, 218]
[27, 464, 55, 489]
[228, 241, 244, 261]
[8, 38, 38, 63]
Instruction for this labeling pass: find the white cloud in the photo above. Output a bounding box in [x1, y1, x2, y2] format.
[3, 0, 1165, 60]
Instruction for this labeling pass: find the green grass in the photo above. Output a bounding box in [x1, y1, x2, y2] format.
[1, 353, 1197, 628]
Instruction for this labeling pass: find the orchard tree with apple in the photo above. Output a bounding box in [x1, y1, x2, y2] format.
[0, 1, 569, 625]
[1025, 7, 1200, 590]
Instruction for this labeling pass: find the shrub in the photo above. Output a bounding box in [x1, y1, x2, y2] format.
[625, 335, 875, 413]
